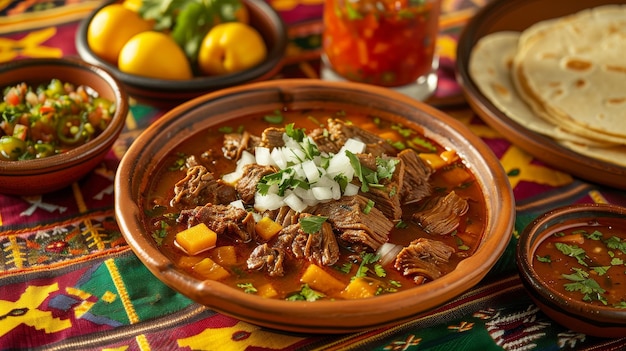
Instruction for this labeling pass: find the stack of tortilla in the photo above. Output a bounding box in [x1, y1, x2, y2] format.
[468, 5, 626, 167]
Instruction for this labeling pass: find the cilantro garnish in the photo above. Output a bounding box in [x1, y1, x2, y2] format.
[263, 110, 284, 124]
[605, 236, 626, 254]
[286, 284, 324, 301]
[299, 216, 328, 234]
[237, 283, 258, 294]
[555, 242, 588, 267]
[346, 151, 399, 192]
[536, 254, 551, 263]
[562, 268, 608, 305]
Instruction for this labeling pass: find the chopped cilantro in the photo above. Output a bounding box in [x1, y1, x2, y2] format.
[605, 236, 626, 254]
[263, 110, 284, 124]
[299, 216, 328, 234]
[237, 283, 258, 294]
[555, 242, 588, 267]
[168, 152, 187, 171]
[585, 230, 603, 240]
[562, 267, 607, 305]
[395, 220, 408, 229]
[536, 255, 551, 263]
[218, 126, 234, 133]
[286, 284, 324, 301]
[362, 199, 375, 214]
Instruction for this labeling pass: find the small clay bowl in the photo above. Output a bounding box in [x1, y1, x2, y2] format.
[0, 58, 128, 196]
[517, 203, 626, 338]
[75, 0, 288, 108]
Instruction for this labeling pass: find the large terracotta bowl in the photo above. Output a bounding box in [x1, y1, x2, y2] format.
[75, 0, 288, 108]
[0, 58, 128, 196]
[115, 79, 515, 333]
[517, 203, 626, 338]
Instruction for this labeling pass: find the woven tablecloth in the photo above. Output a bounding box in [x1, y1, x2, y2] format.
[1, 1, 626, 350]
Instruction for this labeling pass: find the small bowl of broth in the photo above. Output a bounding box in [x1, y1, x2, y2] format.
[517, 203, 626, 338]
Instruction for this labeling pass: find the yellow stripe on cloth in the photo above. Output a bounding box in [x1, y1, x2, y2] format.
[105, 258, 140, 324]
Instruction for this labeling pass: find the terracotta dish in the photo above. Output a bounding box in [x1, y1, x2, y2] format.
[115, 79, 515, 333]
[517, 203, 626, 338]
[0, 58, 128, 196]
[456, 0, 626, 190]
[75, 0, 288, 108]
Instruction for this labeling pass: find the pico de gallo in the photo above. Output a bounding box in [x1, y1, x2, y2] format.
[322, 0, 440, 87]
[0, 79, 115, 161]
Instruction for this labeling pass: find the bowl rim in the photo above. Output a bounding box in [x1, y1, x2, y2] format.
[74, 0, 288, 92]
[115, 79, 515, 332]
[517, 203, 626, 318]
[0, 57, 128, 175]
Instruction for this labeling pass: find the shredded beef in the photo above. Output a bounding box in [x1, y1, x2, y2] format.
[326, 118, 397, 156]
[397, 149, 432, 203]
[311, 195, 393, 250]
[170, 166, 217, 207]
[394, 238, 455, 284]
[412, 191, 469, 235]
[178, 203, 255, 242]
[274, 215, 340, 266]
[247, 243, 285, 277]
[355, 153, 403, 220]
[271, 206, 300, 227]
[236, 164, 277, 204]
[260, 127, 285, 149]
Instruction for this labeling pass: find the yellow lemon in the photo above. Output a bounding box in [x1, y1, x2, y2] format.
[87, 4, 152, 64]
[123, 0, 143, 12]
[197, 22, 267, 76]
[118, 31, 193, 80]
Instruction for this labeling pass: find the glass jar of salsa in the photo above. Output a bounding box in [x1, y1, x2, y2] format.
[322, 0, 441, 88]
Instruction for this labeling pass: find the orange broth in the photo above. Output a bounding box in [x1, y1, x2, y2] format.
[142, 109, 486, 300]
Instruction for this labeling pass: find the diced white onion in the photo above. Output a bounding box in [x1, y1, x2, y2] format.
[283, 192, 308, 213]
[301, 159, 320, 182]
[254, 192, 284, 212]
[377, 242, 402, 266]
[343, 138, 366, 154]
[311, 186, 334, 201]
[255, 146, 273, 166]
[326, 152, 354, 179]
[221, 150, 255, 185]
[271, 147, 288, 169]
[229, 199, 245, 210]
[344, 183, 359, 196]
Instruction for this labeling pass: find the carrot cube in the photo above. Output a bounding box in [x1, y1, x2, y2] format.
[255, 217, 283, 241]
[175, 223, 217, 255]
[300, 264, 345, 294]
[193, 258, 230, 281]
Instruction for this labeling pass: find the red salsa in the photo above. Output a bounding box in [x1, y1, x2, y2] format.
[322, 0, 440, 87]
[533, 217, 626, 308]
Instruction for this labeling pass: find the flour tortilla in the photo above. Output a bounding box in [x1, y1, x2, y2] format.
[469, 31, 614, 147]
[512, 5, 626, 140]
[559, 141, 626, 168]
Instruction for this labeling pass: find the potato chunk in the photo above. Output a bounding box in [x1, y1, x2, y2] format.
[175, 223, 217, 255]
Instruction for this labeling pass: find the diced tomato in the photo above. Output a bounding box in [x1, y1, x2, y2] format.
[5, 89, 20, 106]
